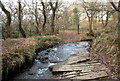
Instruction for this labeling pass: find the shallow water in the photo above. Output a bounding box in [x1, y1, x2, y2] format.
[13, 41, 90, 80]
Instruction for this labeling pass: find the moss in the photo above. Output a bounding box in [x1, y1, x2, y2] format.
[2, 62, 10, 73]
[14, 49, 26, 53]
[114, 38, 120, 45]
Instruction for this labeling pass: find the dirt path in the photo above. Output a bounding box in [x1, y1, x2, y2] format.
[58, 31, 90, 42]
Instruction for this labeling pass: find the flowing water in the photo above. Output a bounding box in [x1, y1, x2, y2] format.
[13, 41, 90, 80]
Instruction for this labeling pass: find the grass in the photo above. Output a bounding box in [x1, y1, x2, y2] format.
[91, 24, 119, 65]
[2, 35, 61, 77]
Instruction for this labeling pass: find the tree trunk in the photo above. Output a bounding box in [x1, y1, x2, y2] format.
[41, 1, 46, 33]
[78, 24, 79, 34]
[0, 1, 11, 38]
[118, 1, 120, 79]
[18, 1, 26, 38]
[43, 12, 46, 32]
[34, 2, 39, 34]
[2, 25, 6, 40]
[98, 17, 101, 22]
[51, 10, 55, 34]
[35, 9, 39, 34]
[49, 1, 58, 35]
[105, 11, 109, 26]
[102, 17, 105, 27]
[102, 11, 109, 27]
[88, 17, 94, 36]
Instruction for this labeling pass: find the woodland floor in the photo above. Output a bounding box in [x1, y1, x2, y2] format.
[58, 30, 92, 42]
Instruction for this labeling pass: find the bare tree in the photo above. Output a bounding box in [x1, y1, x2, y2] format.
[49, 0, 58, 34]
[0, 1, 11, 38]
[34, 1, 39, 34]
[18, 0, 26, 38]
[82, 2, 96, 36]
[24, 0, 40, 34]
[101, 10, 115, 27]
[41, 0, 46, 33]
[100, 3, 115, 27]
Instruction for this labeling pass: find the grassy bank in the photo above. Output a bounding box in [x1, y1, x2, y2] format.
[90, 23, 119, 78]
[91, 27, 119, 63]
[2, 35, 61, 78]
[78, 20, 119, 77]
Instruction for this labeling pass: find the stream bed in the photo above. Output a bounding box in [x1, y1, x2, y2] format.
[13, 41, 90, 80]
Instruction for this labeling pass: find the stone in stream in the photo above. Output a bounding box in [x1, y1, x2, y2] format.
[44, 56, 48, 59]
[62, 71, 79, 76]
[52, 64, 95, 73]
[28, 72, 35, 75]
[40, 60, 48, 63]
[49, 65, 55, 71]
[65, 55, 90, 65]
[46, 49, 50, 52]
[61, 71, 81, 78]
[78, 51, 90, 56]
[49, 59, 63, 63]
[45, 52, 49, 55]
[37, 56, 49, 63]
[60, 70, 108, 79]
[52, 60, 108, 74]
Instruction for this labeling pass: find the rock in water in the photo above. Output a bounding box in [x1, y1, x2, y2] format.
[28, 72, 34, 75]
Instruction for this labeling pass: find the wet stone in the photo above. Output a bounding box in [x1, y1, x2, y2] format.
[40, 60, 48, 63]
[49, 65, 55, 71]
[71, 71, 108, 79]
[28, 72, 35, 75]
[45, 52, 49, 55]
[46, 49, 50, 52]
[66, 55, 90, 64]
[49, 58, 62, 63]
[44, 56, 48, 59]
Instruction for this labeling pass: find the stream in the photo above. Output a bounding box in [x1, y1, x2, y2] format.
[13, 41, 90, 80]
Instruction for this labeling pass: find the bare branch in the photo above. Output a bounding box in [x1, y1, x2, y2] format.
[110, 2, 120, 12]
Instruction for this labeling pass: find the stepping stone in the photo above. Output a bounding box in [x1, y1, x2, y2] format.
[72, 62, 101, 67]
[71, 71, 108, 80]
[28, 72, 35, 75]
[62, 71, 78, 76]
[52, 64, 94, 73]
[78, 51, 90, 55]
[61, 71, 81, 79]
[64, 51, 90, 65]
[66, 55, 90, 64]
[61, 71, 107, 79]
[64, 74, 77, 79]
[51, 50, 108, 80]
